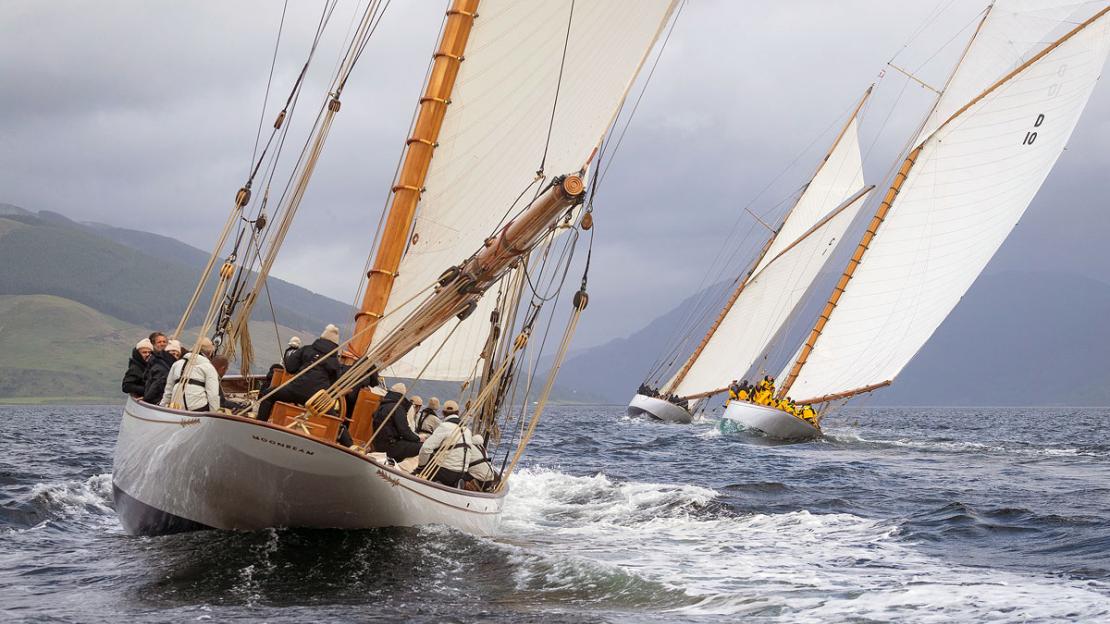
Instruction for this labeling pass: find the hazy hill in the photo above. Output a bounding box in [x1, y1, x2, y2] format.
[0, 207, 352, 333]
[555, 270, 1110, 407]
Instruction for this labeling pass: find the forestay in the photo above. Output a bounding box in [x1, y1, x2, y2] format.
[380, 0, 677, 380]
[784, 9, 1110, 402]
[669, 188, 873, 398]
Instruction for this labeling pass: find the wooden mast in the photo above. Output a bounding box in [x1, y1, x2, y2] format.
[777, 4, 1110, 402]
[350, 0, 481, 357]
[664, 86, 872, 395]
[776, 145, 922, 400]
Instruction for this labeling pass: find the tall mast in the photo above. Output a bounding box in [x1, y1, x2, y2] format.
[776, 144, 923, 399]
[350, 0, 481, 357]
[665, 86, 872, 395]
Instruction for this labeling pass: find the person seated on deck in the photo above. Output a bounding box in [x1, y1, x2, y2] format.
[121, 338, 154, 398]
[799, 404, 818, 426]
[161, 337, 220, 412]
[407, 396, 424, 432]
[416, 402, 487, 488]
[727, 380, 740, 401]
[466, 434, 498, 491]
[210, 355, 247, 412]
[283, 336, 302, 362]
[149, 331, 168, 354]
[373, 382, 423, 461]
[752, 385, 772, 406]
[256, 324, 342, 422]
[416, 397, 443, 436]
[143, 339, 181, 404]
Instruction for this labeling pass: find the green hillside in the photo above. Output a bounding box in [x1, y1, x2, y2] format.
[0, 211, 351, 333]
[0, 294, 311, 403]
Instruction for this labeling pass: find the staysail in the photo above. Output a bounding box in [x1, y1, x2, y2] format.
[663, 93, 872, 398]
[781, 5, 1110, 403]
[367, 0, 678, 380]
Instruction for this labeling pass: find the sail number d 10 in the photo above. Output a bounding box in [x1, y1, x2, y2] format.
[1023, 114, 1045, 145]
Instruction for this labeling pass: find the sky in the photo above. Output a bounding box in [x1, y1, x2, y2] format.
[2, 0, 1108, 348]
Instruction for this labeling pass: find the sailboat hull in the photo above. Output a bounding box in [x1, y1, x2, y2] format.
[626, 394, 693, 424]
[112, 398, 504, 536]
[721, 400, 821, 441]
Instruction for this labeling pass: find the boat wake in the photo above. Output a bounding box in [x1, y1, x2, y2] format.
[496, 468, 1110, 620]
[825, 432, 1104, 457]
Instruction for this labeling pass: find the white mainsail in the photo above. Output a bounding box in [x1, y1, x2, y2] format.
[783, 7, 1110, 402]
[751, 117, 866, 278]
[669, 187, 874, 398]
[663, 103, 871, 398]
[380, 0, 677, 380]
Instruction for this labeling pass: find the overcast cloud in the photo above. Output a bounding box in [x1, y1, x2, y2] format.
[2, 1, 1108, 347]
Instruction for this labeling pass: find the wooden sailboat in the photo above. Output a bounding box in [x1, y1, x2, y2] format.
[113, 0, 679, 536]
[635, 1, 1110, 440]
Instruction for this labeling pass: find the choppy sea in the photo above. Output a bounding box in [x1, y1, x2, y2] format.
[1, 404, 1108, 623]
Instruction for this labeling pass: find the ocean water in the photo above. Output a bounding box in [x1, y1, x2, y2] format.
[1, 405, 1107, 623]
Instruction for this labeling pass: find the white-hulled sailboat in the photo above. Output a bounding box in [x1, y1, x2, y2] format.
[113, 0, 679, 536]
[633, 1, 1110, 440]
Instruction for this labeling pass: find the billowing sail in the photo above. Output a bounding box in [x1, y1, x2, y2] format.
[751, 118, 866, 278]
[664, 106, 870, 397]
[784, 9, 1110, 402]
[380, 1, 677, 380]
[915, 0, 1105, 144]
[669, 187, 873, 398]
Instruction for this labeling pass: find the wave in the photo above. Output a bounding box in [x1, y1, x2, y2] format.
[827, 432, 1101, 457]
[495, 468, 1110, 620]
[2, 473, 115, 532]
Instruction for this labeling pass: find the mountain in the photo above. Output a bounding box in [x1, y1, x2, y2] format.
[0, 207, 352, 333]
[555, 270, 1110, 407]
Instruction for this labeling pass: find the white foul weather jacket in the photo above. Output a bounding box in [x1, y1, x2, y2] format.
[160, 353, 221, 412]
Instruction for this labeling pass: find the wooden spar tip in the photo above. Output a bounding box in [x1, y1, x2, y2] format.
[795, 380, 892, 406]
[560, 174, 586, 198]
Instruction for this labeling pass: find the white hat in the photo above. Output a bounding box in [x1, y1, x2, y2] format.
[443, 400, 459, 414]
[390, 382, 407, 395]
[428, 397, 441, 410]
[136, 338, 153, 351]
[410, 395, 423, 406]
[166, 339, 183, 355]
[288, 336, 302, 348]
[321, 324, 340, 343]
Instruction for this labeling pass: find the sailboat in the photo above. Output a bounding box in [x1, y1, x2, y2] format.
[631, 1, 1110, 440]
[112, 0, 679, 536]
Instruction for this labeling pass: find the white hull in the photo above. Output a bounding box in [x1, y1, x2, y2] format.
[721, 400, 821, 441]
[626, 394, 693, 424]
[112, 398, 504, 536]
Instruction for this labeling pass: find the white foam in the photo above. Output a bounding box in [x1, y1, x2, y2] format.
[498, 468, 1110, 620]
[28, 473, 113, 519]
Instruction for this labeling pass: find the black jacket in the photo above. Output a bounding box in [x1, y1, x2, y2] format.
[121, 348, 148, 396]
[283, 337, 341, 396]
[373, 390, 420, 443]
[142, 350, 176, 404]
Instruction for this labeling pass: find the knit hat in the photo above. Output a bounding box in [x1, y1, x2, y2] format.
[410, 395, 423, 407]
[166, 339, 183, 355]
[321, 324, 340, 343]
[428, 397, 441, 410]
[288, 336, 302, 348]
[443, 400, 459, 415]
[136, 338, 154, 351]
[390, 382, 407, 395]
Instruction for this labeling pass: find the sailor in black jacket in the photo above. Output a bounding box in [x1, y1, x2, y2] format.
[373, 382, 423, 461]
[121, 338, 153, 397]
[257, 325, 342, 421]
[142, 340, 181, 403]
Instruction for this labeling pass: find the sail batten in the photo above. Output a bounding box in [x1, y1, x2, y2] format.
[783, 7, 1110, 403]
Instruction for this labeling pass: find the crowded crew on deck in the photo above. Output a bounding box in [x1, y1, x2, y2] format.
[727, 377, 818, 426]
